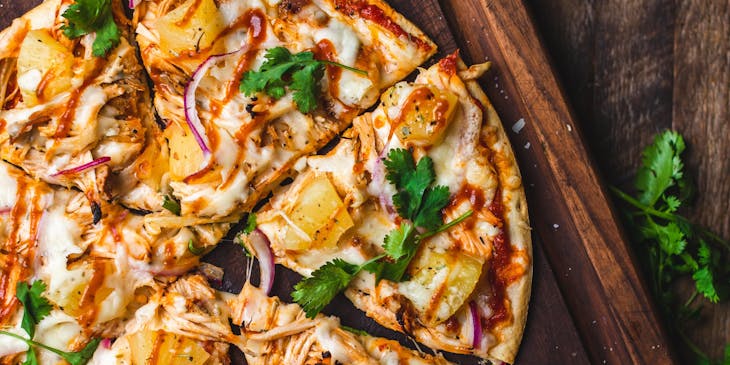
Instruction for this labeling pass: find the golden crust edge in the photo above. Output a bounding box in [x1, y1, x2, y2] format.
[461, 58, 532, 364]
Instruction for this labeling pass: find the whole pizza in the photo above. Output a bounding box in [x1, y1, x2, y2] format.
[0, 0, 532, 364]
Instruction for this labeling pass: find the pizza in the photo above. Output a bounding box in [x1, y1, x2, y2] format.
[0, 0, 531, 364]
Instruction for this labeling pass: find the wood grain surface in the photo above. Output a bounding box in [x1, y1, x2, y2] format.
[527, 0, 730, 361]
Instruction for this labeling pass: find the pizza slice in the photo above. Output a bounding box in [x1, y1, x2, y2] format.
[245, 53, 531, 363]
[0, 0, 156, 218]
[129, 0, 436, 218]
[0, 160, 229, 364]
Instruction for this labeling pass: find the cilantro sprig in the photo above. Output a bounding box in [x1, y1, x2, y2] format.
[240, 47, 367, 113]
[0, 281, 100, 365]
[61, 0, 120, 57]
[0, 331, 101, 365]
[292, 149, 472, 318]
[611, 131, 729, 364]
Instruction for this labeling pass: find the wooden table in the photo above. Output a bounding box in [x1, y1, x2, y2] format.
[525, 0, 730, 361]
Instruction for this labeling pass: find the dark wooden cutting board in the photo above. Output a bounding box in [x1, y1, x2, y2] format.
[0, 0, 677, 363]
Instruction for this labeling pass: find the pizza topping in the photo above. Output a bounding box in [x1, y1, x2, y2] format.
[240, 47, 367, 113]
[162, 195, 181, 216]
[385, 85, 459, 147]
[292, 256, 384, 318]
[185, 52, 237, 159]
[155, 0, 226, 55]
[469, 301, 483, 350]
[248, 229, 276, 294]
[291, 149, 473, 317]
[61, 0, 120, 57]
[16, 30, 74, 106]
[50, 156, 111, 177]
[0, 281, 101, 365]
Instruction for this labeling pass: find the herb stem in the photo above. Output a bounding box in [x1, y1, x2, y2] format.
[321, 61, 368, 76]
[0, 331, 67, 358]
[610, 186, 730, 251]
[417, 210, 474, 240]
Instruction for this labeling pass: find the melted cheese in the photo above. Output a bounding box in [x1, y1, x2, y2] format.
[0, 164, 18, 209]
[33, 198, 85, 301]
[33, 310, 84, 365]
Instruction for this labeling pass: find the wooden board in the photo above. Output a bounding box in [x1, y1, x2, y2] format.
[526, 0, 730, 361]
[0, 0, 680, 363]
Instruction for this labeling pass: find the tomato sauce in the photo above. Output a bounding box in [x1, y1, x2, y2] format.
[313, 39, 343, 99]
[334, 0, 433, 51]
[483, 188, 511, 330]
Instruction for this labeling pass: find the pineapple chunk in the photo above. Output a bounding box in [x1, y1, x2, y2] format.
[383, 85, 459, 147]
[400, 250, 483, 324]
[16, 29, 74, 106]
[128, 330, 211, 365]
[279, 173, 354, 250]
[166, 122, 205, 181]
[156, 0, 226, 55]
[45, 262, 92, 317]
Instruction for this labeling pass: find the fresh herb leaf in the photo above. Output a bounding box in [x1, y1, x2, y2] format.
[382, 223, 416, 262]
[0, 331, 100, 365]
[292, 259, 361, 318]
[243, 213, 257, 235]
[22, 347, 37, 365]
[61, 0, 120, 57]
[413, 185, 451, 231]
[188, 239, 204, 255]
[635, 131, 685, 206]
[16, 281, 52, 338]
[240, 47, 366, 113]
[611, 130, 730, 364]
[162, 195, 181, 216]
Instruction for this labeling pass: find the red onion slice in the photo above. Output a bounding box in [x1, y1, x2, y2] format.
[128, 0, 141, 8]
[51, 156, 111, 177]
[249, 229, 275, 295]
[184, 49, 246, 161]
[0, 208, 10, 214]
[469, 301, 483, 350]
[101, 338, 112, 349]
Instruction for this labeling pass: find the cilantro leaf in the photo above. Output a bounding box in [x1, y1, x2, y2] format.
[382, 223, 416, 261]
[642, 220, 686, 256]
[22, 348, 37, 365]
[61, 0, 120, 57]
[414, 185, 450, 231]
[291, 62, 324, 113]
[243, 213, 257, 235]
[635, 131, 685, 206]
[240, 47, 365, 113]
[692, 267, 719, 303]
[292, 259, 360, 318]
[17, 281, 52, 338]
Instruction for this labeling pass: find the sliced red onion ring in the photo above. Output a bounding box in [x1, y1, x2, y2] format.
[184, 49, 246, 160]
[469, 301, 483, 350]
[0, 208, 10, 214]
[128, 0, 141, 9]
[51, 156, 111, 177]
[249, 229, 275, 295]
